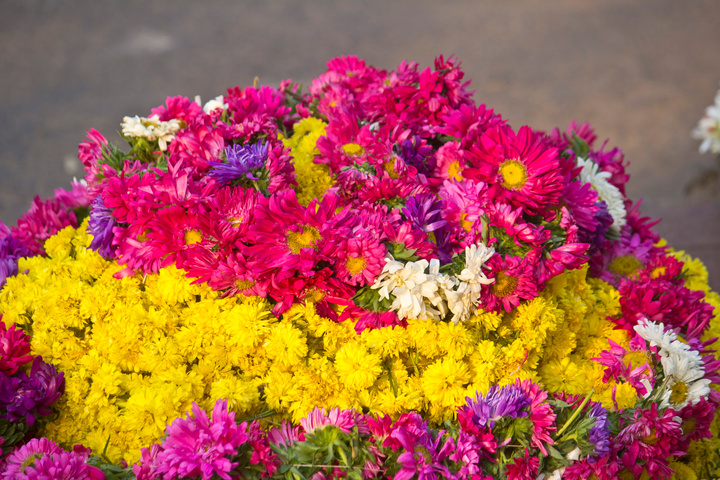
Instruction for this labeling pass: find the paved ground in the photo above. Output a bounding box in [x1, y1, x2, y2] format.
[1, 0, 720, 290]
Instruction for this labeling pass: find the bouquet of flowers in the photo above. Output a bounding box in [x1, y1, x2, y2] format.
[0, 55, 719, 480]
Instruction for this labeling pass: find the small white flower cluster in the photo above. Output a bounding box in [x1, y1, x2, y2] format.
[633, 318, 711, 409]
[195, 95, 228, 114]
[371, 243, 495, 324]
[692, 88, 720, 155]
[121, 114, 181, 151]
[576, 156, 627, 232]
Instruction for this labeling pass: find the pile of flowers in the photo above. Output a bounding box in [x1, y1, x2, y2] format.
[0, 55, 720, 479]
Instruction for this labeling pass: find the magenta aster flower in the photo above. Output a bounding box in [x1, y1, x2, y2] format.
[21, 449, 104, 480]
[3, 437, 63, 479]
[505, 448, 539, 480]
[480, 254, 540, 313]
[515, 379, 556, 456]
[465, 125, 564, 215]
[155, 400, 249, 480]
[300, 406, 356, 435]
[132, 444, 161, 480]
[150, 95, 203, 124]
[268, 420, 305, 448]
[0, 322, 32, 376]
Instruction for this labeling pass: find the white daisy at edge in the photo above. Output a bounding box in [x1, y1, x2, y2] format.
[121, 114, 181, 151]
[692, 88, 720, 154]
[372, 255, 440, 321]
[659, 350, 711, 409]
[633, 318, 702, 362]
[576, 156, 626, 232]
[195, 94, 229, 114]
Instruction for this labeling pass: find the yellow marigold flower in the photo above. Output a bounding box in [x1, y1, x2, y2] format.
[541, 327, 576, 362]
[334, 342, 382, 391]
[361, 323, 412, 359]
[668, 461, 697, 480]
[154, 265, 203, 305]
[508, 296, 561, 352]
[595, 380, 638, 411]
[282, 118, 334, 205]
[407, 320, 441, 358]
[208, 374, 261, 415]
[539, 358, 587, 395]
[466, 309, 502, 334]
[434, 322, 476, 360]
[263, 322, 308, 367]
[421, 358, 471, 419]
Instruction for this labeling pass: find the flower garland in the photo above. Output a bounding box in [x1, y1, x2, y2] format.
[0, 55, 719, 479]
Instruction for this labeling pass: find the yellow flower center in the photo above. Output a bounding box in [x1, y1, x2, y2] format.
[342, 143, 365, 156]
[236, 279, 255, 290]
[643, 428, 659, 445]
[427, 231, 437, 245]
[460, 212, 473, 232]
[346, 256, 367, 275]
[499, 159, 528, 190]
[286, 225, 321, 254]
[304, 289, 325, 303]
[383, 159, 400, 179]
[669, 380, 688, 406]
[21, 453, 41, 471]
[492, 271, 518, 297]
[651, 266, 666, 279]
[229, 215, 243, 226]
[183, 229, 203, 245]
[448, 160, 463, 181]
[681, 417, 697, 436]
[608, 255, 643, 278]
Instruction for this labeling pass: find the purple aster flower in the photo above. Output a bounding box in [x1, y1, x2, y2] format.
[587, 402, 611, 459]
[87, 196, 116, 258]
[208, 140, 268, 186]
[392, 425, 454, 480]
[402, 192, 454, 262]
[396, 136, 435, 176]
[458, 384, 531, 432]
[0, 357, 64, 426]
[0, 223, 32, 290]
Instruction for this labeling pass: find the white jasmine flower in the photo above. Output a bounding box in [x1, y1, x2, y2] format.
[692, 88, 720, 154]
[455, 243, 495, 306]
[372, 256, 439, 321]
[659, 350, 711, 409]
[121, 114, 181, 151]
[576, 156, 626, 232]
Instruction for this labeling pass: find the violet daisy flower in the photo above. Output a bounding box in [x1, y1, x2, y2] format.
[587, 402, 611, 459]
[87, 196, 117, 258]
[208, 141, 268, 186]
[458, 384, 531, 432]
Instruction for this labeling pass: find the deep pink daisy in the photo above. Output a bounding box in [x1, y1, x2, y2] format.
[480, 254, 540, 313]
[464, 124, 564, 215]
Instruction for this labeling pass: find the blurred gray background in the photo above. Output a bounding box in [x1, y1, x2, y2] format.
[2, 0, 720, 289]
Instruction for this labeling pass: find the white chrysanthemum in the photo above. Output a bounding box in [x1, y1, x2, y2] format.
[456, 243, 495, 304]
[121, 114, 181, 151]
[692, 89, 720, 154]
[659, 350, 711, 409]
[576, 156, 626, 232]
[372, 256, 440, 321]
[633, 318, 702, 361]
[195, 94, 228, 114]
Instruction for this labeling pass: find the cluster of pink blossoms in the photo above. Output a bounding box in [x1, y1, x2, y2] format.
[75, 55, 659, 332]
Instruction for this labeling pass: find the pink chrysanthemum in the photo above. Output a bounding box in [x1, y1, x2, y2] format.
[21, 449, 104, 480]
[3, 437, 63, 479]
[515, 379, 557, 456]
[0, 323, 33, 376]
[505, 448, 539, 480]
[150, 95, 203, 124]
[155, 400, 249, 480]
[300, 406, 356, 435]
[464, 125, 564, 215]
[480, 254, 540, 313]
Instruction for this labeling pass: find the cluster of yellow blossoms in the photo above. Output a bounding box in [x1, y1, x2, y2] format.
[4, 219, 719, 466]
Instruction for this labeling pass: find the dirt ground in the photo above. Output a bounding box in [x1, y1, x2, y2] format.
[1, 0, 720, 289]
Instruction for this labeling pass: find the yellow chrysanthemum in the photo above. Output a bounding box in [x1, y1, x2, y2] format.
[282, 117, 334, 204]
[334, 342, 382, 391]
